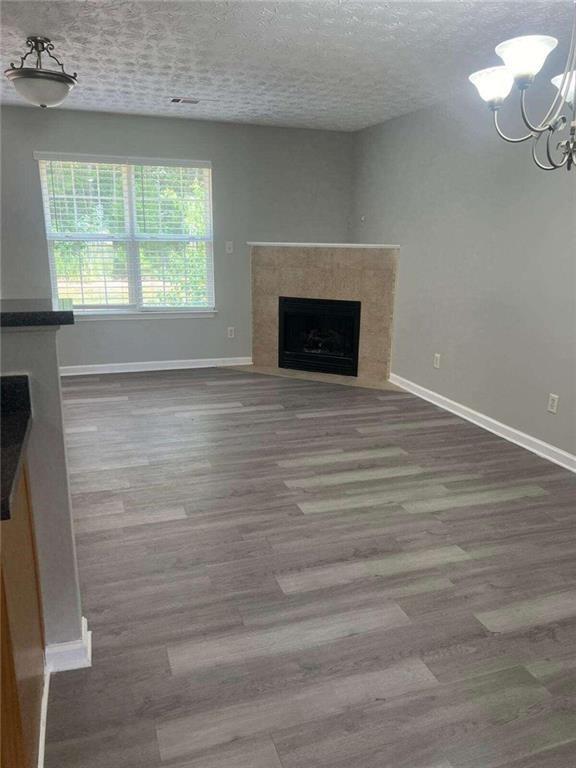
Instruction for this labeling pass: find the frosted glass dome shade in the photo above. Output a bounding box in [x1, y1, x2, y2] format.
[551, 71, 576, 106]
[6, 68, 76, 107]
[496, 35, 558, 83]
[469, 66, 514, 105]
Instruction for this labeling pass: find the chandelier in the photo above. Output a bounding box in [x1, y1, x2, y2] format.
[469, 2, 576, 171]
[4, 36, 77, 109]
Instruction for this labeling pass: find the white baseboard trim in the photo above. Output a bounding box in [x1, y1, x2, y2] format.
[37, 667, 51, 768]
[45, 617, 92, 673]
[60, 357, 253, 376]
[389, 373, 576, 474]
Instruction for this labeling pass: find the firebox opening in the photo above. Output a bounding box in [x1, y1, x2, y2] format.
[278, 297, 361, 376]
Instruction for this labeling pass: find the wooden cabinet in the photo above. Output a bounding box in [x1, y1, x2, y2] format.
[1, 467, 45, 768]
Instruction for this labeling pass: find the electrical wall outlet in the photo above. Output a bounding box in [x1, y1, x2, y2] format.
[547, 393, 559, 414]
[227, 326, 235, 339]
[225, 241, 234, 255]
[433, 353, 441, 369]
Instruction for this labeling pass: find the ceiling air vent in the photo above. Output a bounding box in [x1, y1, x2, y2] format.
[171, 97, 200, 105]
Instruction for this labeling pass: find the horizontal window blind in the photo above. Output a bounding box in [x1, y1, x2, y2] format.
[38, 157, 214, 312]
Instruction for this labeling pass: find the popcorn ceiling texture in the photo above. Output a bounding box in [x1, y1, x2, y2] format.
[0, 1, 571, 131]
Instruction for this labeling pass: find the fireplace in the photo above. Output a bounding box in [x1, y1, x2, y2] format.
[278, 296, 361, 376]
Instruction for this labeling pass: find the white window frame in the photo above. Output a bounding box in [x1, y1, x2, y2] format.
[34, 152, 216, 317]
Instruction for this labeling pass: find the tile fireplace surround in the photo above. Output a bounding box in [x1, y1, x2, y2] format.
[250, 243, 399, 386]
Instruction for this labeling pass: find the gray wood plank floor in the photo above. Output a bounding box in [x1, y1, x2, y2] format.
[46, 368, 576, 768]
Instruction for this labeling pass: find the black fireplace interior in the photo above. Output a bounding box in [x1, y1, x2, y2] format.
[278, 296, 361, 376]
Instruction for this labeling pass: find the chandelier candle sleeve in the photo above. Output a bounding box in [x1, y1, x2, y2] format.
[495, 35, 558, 85]
[469, 66, 514, 106]
[551, 71, 576, 106]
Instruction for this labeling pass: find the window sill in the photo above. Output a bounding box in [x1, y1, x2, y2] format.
[73, 309, 217, 321]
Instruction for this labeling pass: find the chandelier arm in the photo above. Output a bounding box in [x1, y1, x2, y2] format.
[44, 43, 69, 75]
[531, 134, 558, 170]
[521, 7, 576, 132]
[545, 127, 570, 168]
[544, 5, 576, 123]
[10, 42, 37, 70]
[7, 36, 76, 79]
[542, 56, 576, 127]
[493, 109, 533, 143]
[520, 90, 553, 134]
[520, 51, 576, 134]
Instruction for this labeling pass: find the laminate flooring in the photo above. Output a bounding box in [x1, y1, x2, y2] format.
[45, 368, 576, 768]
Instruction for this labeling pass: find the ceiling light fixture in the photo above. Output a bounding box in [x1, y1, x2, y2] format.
[4, 36, 77, 108]
[469, 1, 576, 171]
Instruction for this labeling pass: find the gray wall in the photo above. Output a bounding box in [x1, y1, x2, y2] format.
[2, 101, 574, 455]
[352, 90, 576, 454]
[2, 328, 83, 647]
[0, 106, 354, 365]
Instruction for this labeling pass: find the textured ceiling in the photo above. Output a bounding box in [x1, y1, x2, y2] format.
[0, 1, 572, 131]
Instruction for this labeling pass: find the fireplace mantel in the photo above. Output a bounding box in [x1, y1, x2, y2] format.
[247, 242, 400, 249]
[250, 243, 399, 386]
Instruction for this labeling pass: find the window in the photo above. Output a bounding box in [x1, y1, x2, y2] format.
[37, 154, 214, 313]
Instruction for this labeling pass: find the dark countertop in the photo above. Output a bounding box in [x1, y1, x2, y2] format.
[1, 376, 32, 520]
[1, 298, 74, 328]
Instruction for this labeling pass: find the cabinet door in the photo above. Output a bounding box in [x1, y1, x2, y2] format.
[1, 572, 28, 768]
[1, 468, 45, 768]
